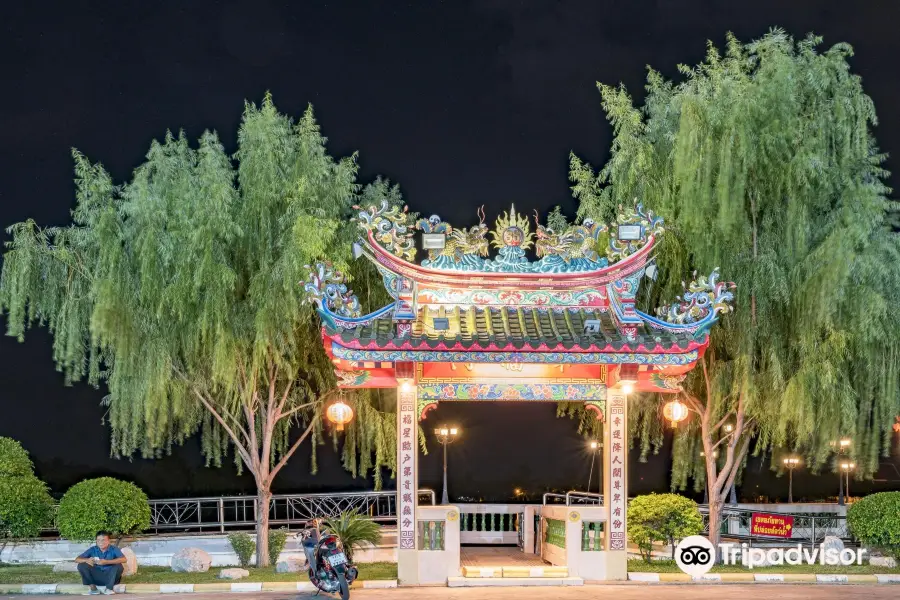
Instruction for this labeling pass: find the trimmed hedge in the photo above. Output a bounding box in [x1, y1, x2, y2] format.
[227, 532, 256, 567]
[57, 477, 151, 541]
[0, 477, 54, 539]
[0, 437, 54, 539]
[847, 491, 900, 559]
[628, 493, 704, 561]
[0, 438, 35, 478]
[268, 528, 289, 564]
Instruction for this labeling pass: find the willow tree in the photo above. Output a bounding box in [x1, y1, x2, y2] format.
[0, 94, 364, 565]
[571, 30, 900, 544]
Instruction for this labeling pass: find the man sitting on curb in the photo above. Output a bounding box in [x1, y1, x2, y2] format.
[75, 531, 127, 595]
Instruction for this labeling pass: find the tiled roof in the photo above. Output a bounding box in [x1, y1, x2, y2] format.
[329, 307, 697, 352]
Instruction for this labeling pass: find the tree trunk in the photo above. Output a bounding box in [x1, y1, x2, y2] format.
[707, 497, 723, 549]
[256, 486, 272, 567]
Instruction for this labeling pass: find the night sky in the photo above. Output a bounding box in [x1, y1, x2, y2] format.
[1, 1, 899, 502]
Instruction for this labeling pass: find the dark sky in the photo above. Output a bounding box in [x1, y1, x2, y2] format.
[1, 1, 899, 502]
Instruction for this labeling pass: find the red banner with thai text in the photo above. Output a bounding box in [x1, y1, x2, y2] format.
[750, 512, 794, 538]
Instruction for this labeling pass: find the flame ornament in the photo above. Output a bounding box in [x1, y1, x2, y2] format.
[355, 201, 416, 261]
[656, 268, 736, 325]
[303, 262, 362, 319]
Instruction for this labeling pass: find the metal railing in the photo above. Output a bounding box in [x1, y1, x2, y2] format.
[542, 491, 604, 505]
[698, 505, 853, 547]
[144, 489, 436, 533]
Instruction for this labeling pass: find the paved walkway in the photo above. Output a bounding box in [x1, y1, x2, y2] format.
[460, 546, 547, 567]
[7, 586, 898, 600]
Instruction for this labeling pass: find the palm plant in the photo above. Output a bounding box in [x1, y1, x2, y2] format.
[322, 510, 382, 562]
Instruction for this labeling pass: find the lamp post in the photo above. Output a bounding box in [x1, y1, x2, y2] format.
[840, 462, 856, 503]
[435, 426, 460, 505]
[586, 440, 601, 495]
[834, 438, 851, 506]
[783, 457, 801, 503]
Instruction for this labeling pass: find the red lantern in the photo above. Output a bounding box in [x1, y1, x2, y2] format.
[663, 399, 688, 428]
[327, 399, 354, 431]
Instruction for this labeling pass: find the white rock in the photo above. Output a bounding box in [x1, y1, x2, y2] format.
[275, 557, 308, 573]
[821, 536, 845, 554]
[170, 547, 212, 573]
[52, 562, 80, 573]
[121, 548, 138, 577]
[217, 568, 250, 580]
[870, 556, 898, 569]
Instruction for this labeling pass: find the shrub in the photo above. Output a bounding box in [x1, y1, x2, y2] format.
[847, 491, 900, 559]
[322, 510, 381, 562]
[0, 438, 35, 478]
[57, 477, 151, 541]
[0, 437, 54, 539]
[628, 493, 704, 562]
[228, 532, 256, 567]
[268, 528, 289, 565]
[0, 475, 54, 539]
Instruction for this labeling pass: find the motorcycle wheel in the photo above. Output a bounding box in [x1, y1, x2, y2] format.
[337, 572, 349, 600]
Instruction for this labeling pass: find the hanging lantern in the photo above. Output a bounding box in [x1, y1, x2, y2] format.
[327, 396, 354, 431]
[663, 399, 688, 428]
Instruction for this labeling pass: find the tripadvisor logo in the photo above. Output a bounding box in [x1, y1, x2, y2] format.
[675, 536, 867, 576]
[675, 536, 716, 577]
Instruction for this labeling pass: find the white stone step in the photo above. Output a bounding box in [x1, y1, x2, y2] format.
[449, 576, 583, 587]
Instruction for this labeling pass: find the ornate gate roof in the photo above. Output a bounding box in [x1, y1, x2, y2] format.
[304, 202, 734, 395]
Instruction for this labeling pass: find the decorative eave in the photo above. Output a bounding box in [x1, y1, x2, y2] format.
[325, 333, 707, 355]
[327, 340, 703, 366]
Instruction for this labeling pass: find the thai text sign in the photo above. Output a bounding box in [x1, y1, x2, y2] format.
[397, 382, 417, 550]
[750, 512, 794, 538]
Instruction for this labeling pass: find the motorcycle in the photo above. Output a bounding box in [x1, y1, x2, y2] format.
[300, 524, 358, 600]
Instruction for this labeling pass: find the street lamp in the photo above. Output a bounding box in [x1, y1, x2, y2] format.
[619, 364, 638, 395]
[833, 438, 851, 506]
[586, 440, 601, 495]
[435, 426, 460, 505]
[840, 462, 856, 502]
[783, 457, 801, 503]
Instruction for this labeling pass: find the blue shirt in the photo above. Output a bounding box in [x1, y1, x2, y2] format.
[78, 545, 125, 570]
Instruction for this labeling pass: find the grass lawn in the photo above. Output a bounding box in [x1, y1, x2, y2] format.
[627, 558, 900, 574]
[0, 563, 397, 584]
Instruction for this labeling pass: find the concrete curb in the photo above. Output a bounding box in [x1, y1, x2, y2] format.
[626, 572, 900, 584]
[0, 580, 399, 594]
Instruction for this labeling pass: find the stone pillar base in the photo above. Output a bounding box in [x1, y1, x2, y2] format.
[397, 549, 419, 585]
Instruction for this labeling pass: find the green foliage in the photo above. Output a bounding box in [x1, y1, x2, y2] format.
[847, 492, 900, 559]
[0, 439, 53, 540]
[267, 528, 289, 565]
[545, 206, 569, 232]
[571, 30, 900, 491]
[56, 477, 150, 541]
[227, 532, 256, 567]
[0, 438, 35, 478]
[628, 493, 703, 562]
[0, 93, 408, 563]
[322, 510, 382, 562]
[0, 477, 54, 539]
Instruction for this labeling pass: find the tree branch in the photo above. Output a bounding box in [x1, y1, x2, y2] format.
[278, 400, 318, 421]
[712, 412, 734, 435]
[192, 389, 255, 471]
[276, 378, 295, 417]
[270, 416, 319, 480]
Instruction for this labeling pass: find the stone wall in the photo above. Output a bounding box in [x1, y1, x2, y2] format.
[0, 529, 397, 566]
